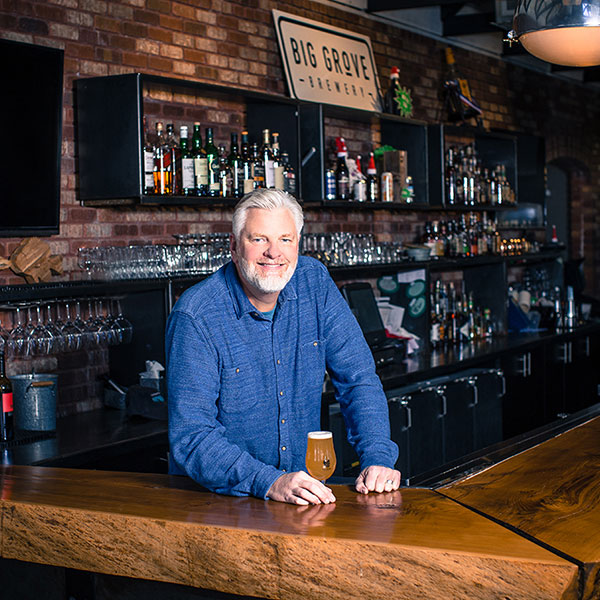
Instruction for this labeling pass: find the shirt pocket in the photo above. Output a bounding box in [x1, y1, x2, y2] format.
[299, 338, 326, 382]
[218, 365, 259, 414]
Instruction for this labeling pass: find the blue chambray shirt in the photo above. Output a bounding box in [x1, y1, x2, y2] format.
[166, 256, 398, 499]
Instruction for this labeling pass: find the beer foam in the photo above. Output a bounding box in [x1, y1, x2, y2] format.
[307, 431, 332, 439]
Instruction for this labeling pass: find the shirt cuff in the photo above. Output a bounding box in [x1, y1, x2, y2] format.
[252, 464, 285, 499]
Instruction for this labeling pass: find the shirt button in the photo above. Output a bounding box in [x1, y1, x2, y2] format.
[235, 368, 239, 373]
[277, 359, 280, 364]
[282, 469, 287, 472]
[281, 419, 285, 424]
[281, 446, 286, 451]
[313, 342, 318, 346]
[279, 391, 284, 396]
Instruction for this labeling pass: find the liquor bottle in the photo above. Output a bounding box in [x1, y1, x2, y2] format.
[366, 152, 378, 202]
[353, 154, 367, 202]
[191, 122, 205, 196]
[272, 132, 284, 190]
[179, 125, 195, 196]
[251, 142, 264, 188]
[430, 298, 442, 350]
[383, 66, 400, 115]
[335, 137, 350, 201]
[204, 128, 219, 197]
[240, 131, 254, 194]
[217, 144, 229, 197]
[228, 132, 242, 198]
[143, 116, 155, 195]
[443, 47, 483, 123]
[153, 122, 169, 195]
[445, 146, 457, 205]
[0, 349, 13, 443]
[165, 124, 180, 195]
[281, 152, 297, 196]
[261, 129, 275, 188]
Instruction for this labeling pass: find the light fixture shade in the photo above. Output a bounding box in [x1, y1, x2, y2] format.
[512, 0, 600, 66]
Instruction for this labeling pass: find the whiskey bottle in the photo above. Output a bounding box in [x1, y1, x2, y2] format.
[281, 152, 296, 196]
[143, 116, 155, 195]
[228, 132, 242, 198]
[353, 154, 367, 202]
[335, 137, 350, 200]
[218, 144, 229, 197]
[190, 123, 204, 196]
[204, 127, 219, 197]
[0, 349, 13, 443]
[383, 66, 400, 115]
[165, 124, 180, 195]
[241, 131, 254, 194]
[272, 132, 284, 190]
[366, 152, 378, 202]
[179, 125, 195, 196]
[153, 122, 169, 195]
[261, 129, 275, 188]
[251, 142, 265, 188]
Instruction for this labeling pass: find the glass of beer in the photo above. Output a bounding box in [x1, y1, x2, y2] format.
[306, 431, 336, 482]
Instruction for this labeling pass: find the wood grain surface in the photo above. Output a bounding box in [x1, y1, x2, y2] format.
[440, 416, 600, 600]
[0, 465, 578, 600]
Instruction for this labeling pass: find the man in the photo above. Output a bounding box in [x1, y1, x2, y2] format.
[166, 188, 400, 505]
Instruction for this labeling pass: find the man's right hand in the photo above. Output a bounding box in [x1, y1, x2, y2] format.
[267, 471, 336, 505]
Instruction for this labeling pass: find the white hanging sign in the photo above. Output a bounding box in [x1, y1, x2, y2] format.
[272, 10, 382, 112]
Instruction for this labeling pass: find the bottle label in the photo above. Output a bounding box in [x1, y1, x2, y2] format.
[181, 158, 195, 190]
[144, 150, 154, 173]
[195, 157, 208, 186]
[284, 172, 296, 195]
[431, 323, 440, 343]
[2, 392, 13, 413]
[353, 180, 367, 202]
[243, 179, 255, 194]
[274, 166, 284, 190]
[264, 159, 275, 188]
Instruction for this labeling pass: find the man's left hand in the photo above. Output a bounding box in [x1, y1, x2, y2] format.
[355, 465, 401, 494]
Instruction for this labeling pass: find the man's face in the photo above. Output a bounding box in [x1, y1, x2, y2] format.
[231, 207, 299, 296]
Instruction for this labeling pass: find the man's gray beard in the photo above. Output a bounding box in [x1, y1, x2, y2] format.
[237, 254, 297, 294]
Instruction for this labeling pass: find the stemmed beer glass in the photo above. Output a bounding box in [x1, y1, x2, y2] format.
[305, 431, 337, 483]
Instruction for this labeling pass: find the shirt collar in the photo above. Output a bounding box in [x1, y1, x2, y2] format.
[225, 261, 298, 320]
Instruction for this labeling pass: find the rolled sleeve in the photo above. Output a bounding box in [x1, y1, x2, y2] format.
[320, 271, 399, 470]
[166, 309, 283, 498]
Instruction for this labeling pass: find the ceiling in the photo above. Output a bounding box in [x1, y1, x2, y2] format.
[362, 0, 600, 87]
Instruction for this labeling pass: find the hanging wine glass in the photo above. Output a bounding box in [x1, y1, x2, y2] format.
[9, 306, 27, 357]
[92, 299, 113, 346]
[0, 316, 11, 355]
[114, 300, 133, 345]
[73, 300, 92, 349]
[61, 302, 84, 352]
[45, 303, 65, 353]
[26, 304, 53, 355]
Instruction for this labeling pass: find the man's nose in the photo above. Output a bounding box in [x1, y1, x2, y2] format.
[264, 241, 282, 258]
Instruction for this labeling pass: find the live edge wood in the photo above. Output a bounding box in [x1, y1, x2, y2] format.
[0, 466, 577, 600]
[441, 416, 600, 600]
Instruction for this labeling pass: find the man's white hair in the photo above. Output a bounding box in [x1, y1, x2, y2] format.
[231, 189, 304, 241]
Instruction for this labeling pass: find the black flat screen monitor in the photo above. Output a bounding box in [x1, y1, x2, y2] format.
[340, 282, 388, 349]
[1, 39, 63, 237]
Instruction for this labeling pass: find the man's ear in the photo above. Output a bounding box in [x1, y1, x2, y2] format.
[230, 235, 237, 261]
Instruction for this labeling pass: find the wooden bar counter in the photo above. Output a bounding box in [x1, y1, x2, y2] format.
[440, 415, 600, 600]
[0, 465, 578, 600]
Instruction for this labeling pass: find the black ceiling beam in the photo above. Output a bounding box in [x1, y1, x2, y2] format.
[367, 0, 463, 11]
[442, 12, 498, 36]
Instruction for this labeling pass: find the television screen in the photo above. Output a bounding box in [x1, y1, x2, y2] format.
[1, 39, 63, 237]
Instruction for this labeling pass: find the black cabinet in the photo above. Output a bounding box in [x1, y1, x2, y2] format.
[499, 345, 546, 439]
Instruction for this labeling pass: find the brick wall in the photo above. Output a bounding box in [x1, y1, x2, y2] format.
[1, 0, 599, 414]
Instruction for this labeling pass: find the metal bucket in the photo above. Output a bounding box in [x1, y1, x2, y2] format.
[10, 373, 58, 432]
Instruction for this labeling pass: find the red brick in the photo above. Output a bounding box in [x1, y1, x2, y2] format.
[148, 56, 173, 72]
[123, 21, 147, 37]
[109, 34, 136, 52]
[159, 14, 183, 31]
[147, 25, 172, 44]
[123, 51, 147, 69]
[133, 8, 160, 25]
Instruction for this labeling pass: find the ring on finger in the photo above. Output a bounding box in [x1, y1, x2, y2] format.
[385, 479, 394, 485]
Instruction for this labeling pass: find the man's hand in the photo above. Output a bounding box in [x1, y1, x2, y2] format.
[267, 471, 337, 505]
[355, 465, 401, 494]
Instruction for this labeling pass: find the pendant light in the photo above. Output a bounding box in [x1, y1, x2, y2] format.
[507, 0, 600, 67]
